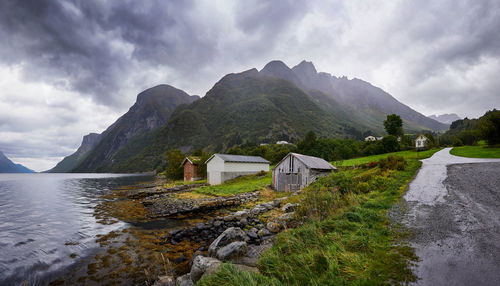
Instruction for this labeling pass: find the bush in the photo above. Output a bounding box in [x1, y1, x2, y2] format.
[378, 156, 406, 170]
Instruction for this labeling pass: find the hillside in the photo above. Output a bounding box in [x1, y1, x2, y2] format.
[0, 151, 35, 173]
[107, 69, 366, 172]
[65, 60, 450, 173]
[52, 85, 199, 173]
[46, 133, 101, 173]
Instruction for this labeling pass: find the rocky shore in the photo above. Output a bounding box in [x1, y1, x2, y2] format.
[154, 199, 300, 285]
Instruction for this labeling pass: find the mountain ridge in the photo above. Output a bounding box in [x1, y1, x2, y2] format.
[0, 151, 35, 173]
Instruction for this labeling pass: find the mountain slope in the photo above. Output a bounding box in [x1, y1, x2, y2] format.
[108, 69, 364, 172]
[64, 85, 198, 172]
[0, 151, 35, 173]
[46, 133, 101, 173]
[290, 60, 448, 131]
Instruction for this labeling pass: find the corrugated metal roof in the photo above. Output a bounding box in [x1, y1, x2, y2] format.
[208, 154, 270, 164]
[290, 153, 337, 170]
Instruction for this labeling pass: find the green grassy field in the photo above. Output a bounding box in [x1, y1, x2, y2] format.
[194, 171, 271, 197]
[199, 156, 422, 285]
[334, 148, 441, 167]
[450, 145, 500, 158]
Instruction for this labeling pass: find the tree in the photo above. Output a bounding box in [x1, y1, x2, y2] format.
[380, 135, 400, 153]
[165, 149, 185, 180]
[478, 109, 500, 145]
[383, 114, 403, 136]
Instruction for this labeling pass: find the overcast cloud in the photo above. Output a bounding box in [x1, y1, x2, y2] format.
[0, 0, 499, 171]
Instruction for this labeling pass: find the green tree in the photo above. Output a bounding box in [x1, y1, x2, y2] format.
[380, 135, 400, 153]
[478, 109, 500, 145]
[165, 149, 185, 180]
[383, 114, 403, 136]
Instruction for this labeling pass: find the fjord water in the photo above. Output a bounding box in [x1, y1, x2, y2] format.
[0, 173, 154, 285]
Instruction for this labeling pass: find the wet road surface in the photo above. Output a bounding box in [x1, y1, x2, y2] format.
[403, 148, 500, 286]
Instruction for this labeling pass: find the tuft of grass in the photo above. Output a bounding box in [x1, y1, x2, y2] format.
[450, 145, 500, 158]
[199, 157, 422, 286]
[194, 172, 271, 197]
[334, 148, 441, 166]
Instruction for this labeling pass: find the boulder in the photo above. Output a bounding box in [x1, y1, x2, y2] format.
[175, 274, 194, 286]
[281, 203, 299, 213]
[190, 256, 222, 282]
[266, 221, 281, 233]
[233, 210, 250, 220]
[257, 228, 271, 237]
[278, 212, 295, 222]
[239, 218, 248, 226]
[250, 205, 267, 216]
[216, 241, 248, 261]
[208, 227, 248, 257]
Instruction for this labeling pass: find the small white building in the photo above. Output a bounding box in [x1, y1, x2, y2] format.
[364, 136, 376, 142]
[272, 153, 337, 191]
[206, 154, 270, 185]
[415, 135, 428, 150]
[276, 141, 290, 145]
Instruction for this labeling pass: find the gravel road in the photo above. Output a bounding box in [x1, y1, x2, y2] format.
[403, 148, 500, 286]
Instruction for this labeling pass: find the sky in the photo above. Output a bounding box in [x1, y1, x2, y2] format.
[0, 0, 499, 171]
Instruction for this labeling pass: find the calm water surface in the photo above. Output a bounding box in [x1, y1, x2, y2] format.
[0, 173, 155, 285]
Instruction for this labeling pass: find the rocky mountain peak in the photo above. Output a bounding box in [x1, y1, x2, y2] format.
[292, 60, 318, 80]
[259, 60, 302, 86]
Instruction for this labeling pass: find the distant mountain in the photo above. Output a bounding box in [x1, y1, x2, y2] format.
[429, 113, 461, 125]
[289, 60, 449, 131]
[50, 84, 199, 173]
[46, 133, 101, 172]
[0, 151, 35, 173]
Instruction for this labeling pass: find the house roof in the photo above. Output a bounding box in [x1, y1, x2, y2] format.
[274, 153, 337, 170]
[181, 156, 201, 166]
[205, 154, 270, 164]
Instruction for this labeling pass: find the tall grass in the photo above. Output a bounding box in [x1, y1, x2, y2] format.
[200, 157, 421, 285]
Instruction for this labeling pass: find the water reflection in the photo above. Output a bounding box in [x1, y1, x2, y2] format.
[0, 173, 154, 285]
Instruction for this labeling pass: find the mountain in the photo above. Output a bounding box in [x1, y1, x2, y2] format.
[50, 84, 199, 173]
[0, 151, 35, 173]
[289, 60, 449, 131]
[46, 133, 101, 172]
[429, 113, 461, 125]
[66, 60, 450, 173]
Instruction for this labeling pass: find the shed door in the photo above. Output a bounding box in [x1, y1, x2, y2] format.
[278, 173, 302, 192]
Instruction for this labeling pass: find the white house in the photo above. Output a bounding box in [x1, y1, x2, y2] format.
[415, 135, 428, 150]
[364, 136, 376, 142]
[276, 141, 290, 145]
[272, 153, 337, 191]
[206, 154, 270, 185]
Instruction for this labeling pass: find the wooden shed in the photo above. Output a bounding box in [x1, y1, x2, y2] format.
[181, 156, 202, 182]
[272, 153, 337, 191]
[205, 154, 270, 185]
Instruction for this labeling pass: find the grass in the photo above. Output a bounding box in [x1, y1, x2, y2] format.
[450, 144, 500, 158]
[334, 148, 441, 166]
[199, 156, 422, 285]
[194, 172, 271, 197]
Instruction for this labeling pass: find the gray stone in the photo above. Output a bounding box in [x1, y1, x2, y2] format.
[281, 203, 299, 213]
[247, 229, 258, 239]
[239, 218, 248, 226]
[216, 241, 248, 261]
[233, 263, 260, 274]
[250, 205, 267, 216]
[257, 228, 271, 237]
[233, 209, 250, 220]
[223, 215, 234, 222]
[190, 256, 222, 282]
[213, 220, 223, 227]
[261, 202, 275, 210]
[266, 221, 281, 233]
[278, 212, 295, 221]
[208, 227, 248, 257]
[175, 274, 194, 286]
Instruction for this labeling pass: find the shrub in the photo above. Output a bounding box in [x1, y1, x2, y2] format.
[378, 155, 406, 170]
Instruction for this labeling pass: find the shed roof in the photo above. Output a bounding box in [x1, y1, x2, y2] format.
[181, 156, 201, 166]
[275, 153, 337, 170]
[205, 154, 270, 164]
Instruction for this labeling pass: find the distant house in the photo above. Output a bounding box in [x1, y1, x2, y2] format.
[376, 136, 383, 140]
[181, 157, 202, 182]
[415, 135, 428, 150]
[206, 154, 270, 185]
[272, 153, 337, 192]
[364, 136, 376, 142]
[276, 141, 290, 145]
